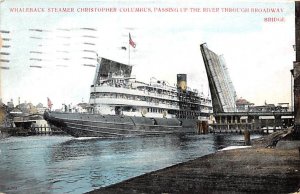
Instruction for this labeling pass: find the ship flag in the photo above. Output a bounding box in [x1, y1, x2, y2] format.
[47, 97, 53, 109]
[129, 33, 136, 48]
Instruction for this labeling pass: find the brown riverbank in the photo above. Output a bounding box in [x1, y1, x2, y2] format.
[87, 131, 300, 193]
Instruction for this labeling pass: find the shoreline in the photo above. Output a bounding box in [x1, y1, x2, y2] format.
[0, 127, 66, 138]
[87, 130, 300, 193]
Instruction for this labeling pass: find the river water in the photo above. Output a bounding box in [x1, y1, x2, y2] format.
[0, 133, 261, 193]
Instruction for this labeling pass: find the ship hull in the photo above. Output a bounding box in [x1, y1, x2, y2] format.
[44, 112, 197, 137]
[44, 111, 199, 137]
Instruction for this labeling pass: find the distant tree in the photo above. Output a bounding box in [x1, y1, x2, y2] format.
[16, 103, 38, 114]
[36, 103, 44, 108]
[0, 103, 6, 126]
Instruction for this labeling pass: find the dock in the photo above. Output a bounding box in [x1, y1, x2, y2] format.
[0, 126, 65, 136]
[8, 113, 65, 136]
[210, 111, 294, 134]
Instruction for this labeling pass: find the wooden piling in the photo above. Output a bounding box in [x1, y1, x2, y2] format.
[244, 130, 251, 145]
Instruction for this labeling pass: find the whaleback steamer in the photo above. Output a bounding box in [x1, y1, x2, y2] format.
[44, 57, 212, 137]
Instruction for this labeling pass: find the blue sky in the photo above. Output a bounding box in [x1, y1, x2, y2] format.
[0, 0, 295, 109]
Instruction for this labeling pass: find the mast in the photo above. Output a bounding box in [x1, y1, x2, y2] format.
[128, 38, 130, 65]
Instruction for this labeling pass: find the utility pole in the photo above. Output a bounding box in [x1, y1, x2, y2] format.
[293, 1, 300, 139]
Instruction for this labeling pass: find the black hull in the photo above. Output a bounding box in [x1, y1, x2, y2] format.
[44, 112, 199, 138]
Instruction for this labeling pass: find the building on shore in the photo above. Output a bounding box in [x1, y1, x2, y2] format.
[293, 2, 300, 138]
[236, 98, 254, 112]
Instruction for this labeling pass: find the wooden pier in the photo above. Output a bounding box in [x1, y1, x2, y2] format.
[2, 126, 64, 136]
[210, 111, 294, 134]
[11, 114, 65, 136]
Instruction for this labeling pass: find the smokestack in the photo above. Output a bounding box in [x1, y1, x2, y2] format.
[177, 74, 187, 92]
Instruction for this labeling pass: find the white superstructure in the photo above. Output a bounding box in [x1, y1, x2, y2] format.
[89, 57, 212, 120]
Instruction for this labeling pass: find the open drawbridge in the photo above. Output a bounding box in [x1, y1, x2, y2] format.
[200, 43, 293, 133]
[200, 43, 237, 113]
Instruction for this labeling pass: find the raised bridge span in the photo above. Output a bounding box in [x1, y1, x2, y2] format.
[200, 43, 294, 133]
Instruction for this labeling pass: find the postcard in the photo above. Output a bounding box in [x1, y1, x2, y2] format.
[0, 0, 296, 193]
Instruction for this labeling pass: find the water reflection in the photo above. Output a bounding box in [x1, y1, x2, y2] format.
[50, 138, 104, 161]
[0, 133, 262, 194]
[47, 134, 219, 192]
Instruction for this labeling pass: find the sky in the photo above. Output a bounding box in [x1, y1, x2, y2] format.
[0, 0, 295, 109]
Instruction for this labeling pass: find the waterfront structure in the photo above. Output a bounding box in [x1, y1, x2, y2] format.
[236, 98, 254, 112]
[200, 44, 293, 133]
[236, 98, 290, 113]
[36, 103, 47, 114]
[211, 111, 293, 133]
[13, 114, 51, 134]
[45, 57, 212, 137]
[0, 101, 60, 136]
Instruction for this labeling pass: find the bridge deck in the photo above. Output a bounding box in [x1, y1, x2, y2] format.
[213, 111, 293, 117]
